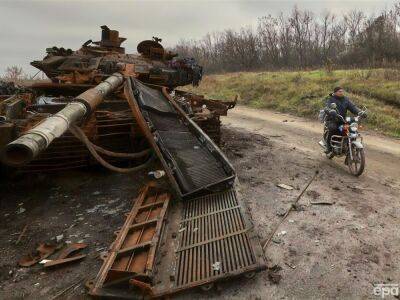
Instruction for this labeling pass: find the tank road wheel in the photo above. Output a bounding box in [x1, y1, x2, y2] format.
[347, 147, 365, 176]
[200, 283, 214, 292]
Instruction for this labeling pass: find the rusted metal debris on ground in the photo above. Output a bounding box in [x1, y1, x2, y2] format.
[44, 243, 88, 268]
[88, 182, 170, 298]
[158, 188, 265, 295]
[44, 254, 87, 268]
[18, 242, 88, 268]
[15, 223, 29, 245]
[19, 243, 58, 267]
[88, 184, 265, 298]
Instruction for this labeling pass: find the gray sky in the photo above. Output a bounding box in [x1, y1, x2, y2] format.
[0, 0, 397, 76]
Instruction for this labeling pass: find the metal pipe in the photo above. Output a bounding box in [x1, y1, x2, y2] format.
[2, 73, 124, 166]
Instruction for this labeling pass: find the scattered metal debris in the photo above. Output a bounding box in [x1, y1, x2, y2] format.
[88, 182, 170, 298]
[19, 243, 57, 267]
[277, 183, 294, 190]
[353, 186, 374, 191]
[15, 223, 28, 245]
[88, 184, 266, 298]
[19, 242, 87, 269]
[263, 170, 319, 251]
[285, 262, 296, 269]
[56, 243, 87, 260]
[44, 255, 87, 268]
[310, 201, 335, 205]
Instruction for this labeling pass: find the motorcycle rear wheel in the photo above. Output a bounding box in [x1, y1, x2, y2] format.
[347, 147, 365, 176]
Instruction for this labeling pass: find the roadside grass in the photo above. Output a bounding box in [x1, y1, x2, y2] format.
[184, 69, 400, 138]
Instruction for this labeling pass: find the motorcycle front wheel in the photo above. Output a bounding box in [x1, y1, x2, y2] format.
[347, 147, 365, 176]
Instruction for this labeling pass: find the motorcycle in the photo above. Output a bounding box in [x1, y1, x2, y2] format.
[318, 103, 367, 176]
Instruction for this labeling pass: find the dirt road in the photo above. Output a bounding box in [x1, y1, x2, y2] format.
[0, 106, 399, 299]
[226, 106, 400, 189]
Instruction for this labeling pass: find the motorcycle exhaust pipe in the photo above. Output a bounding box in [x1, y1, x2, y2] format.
[2, 73, 124, 167]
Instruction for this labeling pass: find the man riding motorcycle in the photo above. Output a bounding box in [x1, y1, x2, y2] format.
[322, 87, 366, 154]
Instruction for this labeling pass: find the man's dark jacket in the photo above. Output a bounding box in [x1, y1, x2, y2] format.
[325, 94, 361, 122]
[323, 94, 362, 151]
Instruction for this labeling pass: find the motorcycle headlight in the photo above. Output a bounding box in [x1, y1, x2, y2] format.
[350, 122, 358, 132]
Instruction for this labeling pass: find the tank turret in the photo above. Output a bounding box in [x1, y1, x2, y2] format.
[30, 26, 202, 87]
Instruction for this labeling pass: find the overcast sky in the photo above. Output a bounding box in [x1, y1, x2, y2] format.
[0, 0, 398, 75]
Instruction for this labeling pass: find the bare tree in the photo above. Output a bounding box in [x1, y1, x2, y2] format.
[344, 10, 366, 44]
[172, 3, 400, 73]
[4, 66, 24, 81]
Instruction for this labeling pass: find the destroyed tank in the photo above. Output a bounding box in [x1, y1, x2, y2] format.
[0, 26, 235, 173]
[31, 25, 203, 87]
[0, 27, 265, 298]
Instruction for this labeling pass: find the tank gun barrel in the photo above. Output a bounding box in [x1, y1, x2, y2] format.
[2, 73, 124, 167]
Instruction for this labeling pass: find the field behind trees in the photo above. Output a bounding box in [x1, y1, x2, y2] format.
[185, 69, 400, 138]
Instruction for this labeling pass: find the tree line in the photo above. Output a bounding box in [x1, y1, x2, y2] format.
[173, 3, 400, 73]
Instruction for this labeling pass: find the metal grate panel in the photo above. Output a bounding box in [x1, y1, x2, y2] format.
[175, 189, 258, 288]
[128, 77, 235, 198]
[157, 130, 228, 192]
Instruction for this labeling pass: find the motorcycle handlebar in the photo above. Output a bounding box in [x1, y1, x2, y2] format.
[325, 109, 367, 123]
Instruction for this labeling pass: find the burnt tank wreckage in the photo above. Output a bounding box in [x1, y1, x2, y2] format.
[0, 26, 229, 171]
[0, 27, 266, 298]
